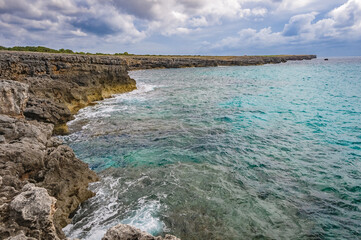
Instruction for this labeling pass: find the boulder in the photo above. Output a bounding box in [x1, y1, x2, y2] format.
[102, 224, 180, 240]
[10, 184, 59, 240]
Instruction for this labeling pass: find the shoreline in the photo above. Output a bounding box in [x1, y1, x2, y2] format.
[0, 51, 316, 239]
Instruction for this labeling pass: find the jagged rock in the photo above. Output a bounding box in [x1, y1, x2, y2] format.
[10, 184, 58, 240]
[102, 224, 180, 240]
[0, 114, 97, 239]
[0, 80, 29, 116]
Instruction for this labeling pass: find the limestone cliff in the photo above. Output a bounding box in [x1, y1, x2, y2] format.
[0, 51, 136, 134]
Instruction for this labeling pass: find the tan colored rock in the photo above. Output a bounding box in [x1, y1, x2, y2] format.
[0, 80, 28, 116]
[6, 232, 37, 240]
[102, 224, 180, 240]
[10, 184, 59, 240]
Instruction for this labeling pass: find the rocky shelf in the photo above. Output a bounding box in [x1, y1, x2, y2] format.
[0, 51, 316, 239]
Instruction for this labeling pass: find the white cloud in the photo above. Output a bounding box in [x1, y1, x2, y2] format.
[0, 0, 360, 54]
[213, 0, 361, 51]
[276, 0, 347, 13]
[70, 29, 88, 37]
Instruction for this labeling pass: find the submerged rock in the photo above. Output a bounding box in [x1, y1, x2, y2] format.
[102, 224, 180, 240]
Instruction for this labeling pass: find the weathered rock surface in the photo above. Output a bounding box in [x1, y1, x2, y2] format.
[0, 80, 28, 116]
[9, 184, 58, 240]
[0, 80, 98, 239]
[102, 224, 180, 240]
[0, 51, 136, 134]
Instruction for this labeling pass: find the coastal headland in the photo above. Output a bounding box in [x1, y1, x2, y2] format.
[0, 51, 316, 239]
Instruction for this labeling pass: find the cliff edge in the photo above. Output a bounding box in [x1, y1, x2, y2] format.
[0, 51, 137, 134]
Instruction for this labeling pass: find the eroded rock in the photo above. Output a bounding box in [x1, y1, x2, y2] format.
[0, 80, 28, 116]
[10, 184, 58, 240]
[0, 114, 97, 239]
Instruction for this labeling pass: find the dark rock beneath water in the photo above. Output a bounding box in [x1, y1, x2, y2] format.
[102, 224, 180, 240]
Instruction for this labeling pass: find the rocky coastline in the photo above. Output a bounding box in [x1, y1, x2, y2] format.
[0, 51, 316, 239]
[123, 54, 316, 70]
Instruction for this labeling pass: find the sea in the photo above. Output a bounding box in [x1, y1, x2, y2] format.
[62, 57, 361, 240]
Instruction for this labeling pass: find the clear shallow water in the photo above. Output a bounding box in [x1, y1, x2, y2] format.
[63, 58, 361, 240]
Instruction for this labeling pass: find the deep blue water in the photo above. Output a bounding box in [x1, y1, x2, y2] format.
[63, 58, 361, 240]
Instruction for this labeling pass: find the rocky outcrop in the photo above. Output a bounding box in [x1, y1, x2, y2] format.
[0, 80, 98, 239]
[102, 224, 180, 240]
[0, 51, 136, 134]
[123, 55, 316, 70]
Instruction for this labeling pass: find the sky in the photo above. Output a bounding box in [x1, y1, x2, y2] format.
[0, 0, 360, 56]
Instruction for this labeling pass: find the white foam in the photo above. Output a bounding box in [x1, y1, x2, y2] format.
[112, 83, 157, 101]
[64, 176, 165, 239]
[121, 198, 164, 236]
[67, 83, 157, 129]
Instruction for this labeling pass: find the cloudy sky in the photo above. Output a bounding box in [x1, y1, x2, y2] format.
[0, 0, 360, 56]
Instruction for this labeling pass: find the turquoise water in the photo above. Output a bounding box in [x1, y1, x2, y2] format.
[63, 58, 361, 240]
